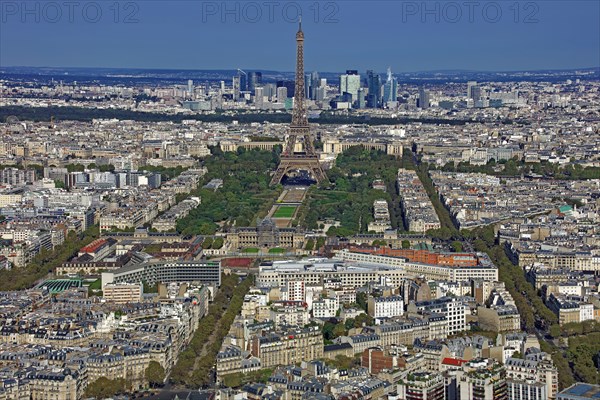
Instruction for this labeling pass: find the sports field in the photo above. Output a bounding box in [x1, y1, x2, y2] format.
[273, 206, 297, 218]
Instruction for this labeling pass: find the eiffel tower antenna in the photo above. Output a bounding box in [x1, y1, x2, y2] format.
[270, 21, 327, 186]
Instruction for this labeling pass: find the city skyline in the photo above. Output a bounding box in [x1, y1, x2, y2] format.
[1, 1, 600, 397]
[0, 1, 598, 72]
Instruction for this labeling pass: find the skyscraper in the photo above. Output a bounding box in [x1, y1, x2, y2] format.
[314, 86, 325, 102]
[248, 71, 262, 94]
[419, 87, 430, 109]
[357, 87, 366, 109]
[467, 81, 480, 101]
[276, 80, 295, 98]
[305, 74, 311, 99]
[263, 83, 276, 100]
[310, 71, 320, 100]
[232, 75, 241, 99]
[277, 86, 288, 103]
[366, 70, 382, 108]
[339, 70, 361, 102]
[382, 67, 398, 105]
[238, 70, 248, 94]
[187, 80, 194, 97]
[254, 87, 264, 109]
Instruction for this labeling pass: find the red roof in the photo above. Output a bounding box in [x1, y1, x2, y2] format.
[80, 239, 107, 254]
[442, 357, 467, 366]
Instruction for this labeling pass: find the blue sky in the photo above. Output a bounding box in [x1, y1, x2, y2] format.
[1, 0, 599, 72]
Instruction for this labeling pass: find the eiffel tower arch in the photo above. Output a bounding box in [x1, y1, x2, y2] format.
[271, 20, 327, 186]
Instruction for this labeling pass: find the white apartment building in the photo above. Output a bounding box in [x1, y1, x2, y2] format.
[410, 296, 468, 335]
[368, 295, 404, 320]
[580, 303, 594, 322]
[312, 297, 339, 319]
[285, 280, 306, 302]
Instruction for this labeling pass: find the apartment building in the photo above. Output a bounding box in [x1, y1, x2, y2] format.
[250, 326, 323, 368]
[368, 295, 404, 319]
[505, 352, 558, 400]
[103, 283, 142, 304]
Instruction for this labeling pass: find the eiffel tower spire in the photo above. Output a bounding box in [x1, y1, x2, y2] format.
[271, 22, 327, 186]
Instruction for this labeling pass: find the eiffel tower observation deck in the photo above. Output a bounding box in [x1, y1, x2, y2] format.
[270, 19, 327, 186]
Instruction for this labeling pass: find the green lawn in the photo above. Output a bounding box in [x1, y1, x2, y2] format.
[242, 248, 259, 253]
[273, 206, 297, 218]
[87, 279, 102, 290]
[268, 248, 285, 254]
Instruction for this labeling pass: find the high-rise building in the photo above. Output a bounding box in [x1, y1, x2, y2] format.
[339, 70, 361, 102]
[314, 86, 325, 102]
[263, 83, 276, 100]
[419, 87, 431, 109]
[238, 71, 248, 94]
[366, 70, 382, 108]
[357, 87, 366, 108]
[248, 71, 262, 94]
[276, 80, 295, 98]
[277, 86, 288, 102]
[187, 80, 194, 97]
[468, 81, 481, 101]
[305, 73, 312, 99]
[310, 71, 320, 100]
[382, 67, 398, 105]
[232, 75, 241, 99]
[254, 87, 264, 109]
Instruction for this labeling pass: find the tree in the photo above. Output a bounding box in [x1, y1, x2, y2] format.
[344, 318, 355, 331]
[212, 237, 224, 249]
[305, 238, 315, 251]
[451, 241, 463, 252]
[85, 377, 127, 399]
[142, 280, 158, 293]
[202, 237, 214, 249]
[222, 372, 243, 388]
[333, 323, 347, 338]
[321, 321, 336, 341]
[356, 292, 368, 312]
[401, 240, 411, 249]
[354, 313, 374, 328]
[145, 361, 166, 388]
[549, 324, 562, 338]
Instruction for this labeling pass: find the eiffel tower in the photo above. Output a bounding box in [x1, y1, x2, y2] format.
[270, 20, 327, 186]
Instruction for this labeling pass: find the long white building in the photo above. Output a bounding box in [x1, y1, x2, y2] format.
[335, 249, 498, 282]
